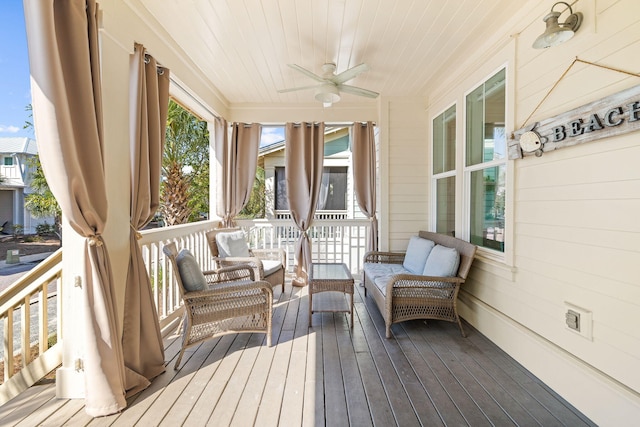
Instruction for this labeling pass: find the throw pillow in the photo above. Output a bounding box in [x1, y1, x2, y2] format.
[176, 249, 207, 292]
[402, 236, 435, 274]
[216, 230, 251, 257]
[423, 244, 460, 277]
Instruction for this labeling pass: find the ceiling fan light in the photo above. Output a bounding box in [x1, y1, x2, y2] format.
[532, 2, 582, 49]
[315, 84, 340, 104]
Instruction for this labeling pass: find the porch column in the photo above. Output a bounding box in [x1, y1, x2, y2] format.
[55, 16, 132, 400]
[12, 189, 24, 230]
[208, 121, 221, 224]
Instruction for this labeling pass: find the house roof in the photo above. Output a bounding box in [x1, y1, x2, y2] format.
[0, 137, 38, 155]
[258, 126, 350, 158]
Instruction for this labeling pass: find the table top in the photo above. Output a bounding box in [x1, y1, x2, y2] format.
[310, 262, 352, 282]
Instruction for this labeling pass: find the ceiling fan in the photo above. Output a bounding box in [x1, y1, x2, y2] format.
[278, 62, 379, 106]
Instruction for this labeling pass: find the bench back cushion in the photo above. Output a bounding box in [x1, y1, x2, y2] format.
[418, 231, 477, 280]
[402, 236, 435, 274]
[423, 244, 460, 277]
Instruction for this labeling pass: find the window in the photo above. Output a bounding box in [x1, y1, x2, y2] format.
[432, 105, 456, 236]
[465, 68, 506, 252]
[3, 156, 14, 166]
[275, 166, 348, 211]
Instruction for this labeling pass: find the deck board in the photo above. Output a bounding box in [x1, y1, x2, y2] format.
[0, 278, 596, 427]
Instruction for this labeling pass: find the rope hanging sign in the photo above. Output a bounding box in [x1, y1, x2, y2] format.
[508, 58, 640, 159]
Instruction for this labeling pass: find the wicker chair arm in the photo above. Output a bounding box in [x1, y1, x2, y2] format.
[183, 279, 273, 300]
[385, 273, 463, 295]
[389, 273, 463, 285]
[213, 256, 264, 278]
[363, 251, 405, 264]
[203, 264, 256, 283]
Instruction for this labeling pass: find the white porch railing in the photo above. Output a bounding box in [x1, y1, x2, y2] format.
[235, 218, 369, 273]
[0, 249, 62, 404]
[138, 218, 369, 327]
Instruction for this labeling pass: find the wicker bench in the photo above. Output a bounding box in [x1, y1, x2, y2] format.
[363, 231, 477, 338]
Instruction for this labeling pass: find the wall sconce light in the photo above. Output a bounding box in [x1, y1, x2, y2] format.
[315, 83, 340, 107]
[532, 2, 583, 49]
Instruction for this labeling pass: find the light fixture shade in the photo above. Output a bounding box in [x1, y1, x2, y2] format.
[315, 83, 340, 104]
[532, 2, 582, 49]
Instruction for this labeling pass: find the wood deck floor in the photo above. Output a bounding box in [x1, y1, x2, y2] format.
[0, 279, 595, 426]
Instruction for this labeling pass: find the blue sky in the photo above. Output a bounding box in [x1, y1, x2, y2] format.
[0, 1, 31, 138]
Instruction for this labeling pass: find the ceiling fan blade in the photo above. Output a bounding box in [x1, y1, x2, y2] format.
[277, 84, 322, 93]
[338, 84, 379, 98]
[332, 63, 370, 84]
[287, 64, 325, 82]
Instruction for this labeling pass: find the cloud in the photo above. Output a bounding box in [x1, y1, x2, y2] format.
[260, 127, 285, 146]
[0, 125, 20, 133]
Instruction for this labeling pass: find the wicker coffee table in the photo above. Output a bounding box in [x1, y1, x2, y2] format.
[308, 262, 354, 328]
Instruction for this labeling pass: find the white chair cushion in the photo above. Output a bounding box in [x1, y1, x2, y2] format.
[423, 244, 460, 277]
[262, 259, 282, 276]
[402, 236, 435, 274]
[216, 230, 251, 257]
[176, 249, 207, 292]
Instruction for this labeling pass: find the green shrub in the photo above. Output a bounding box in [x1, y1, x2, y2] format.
[36, 222, 57, 236]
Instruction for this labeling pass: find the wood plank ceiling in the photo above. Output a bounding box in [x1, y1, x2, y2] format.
[132, 0, 532, 105]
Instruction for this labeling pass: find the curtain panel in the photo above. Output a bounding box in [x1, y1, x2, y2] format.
[23, 0, 126, 416]
[122, 44, 169, 396]
[285, 122, 325, 286]
[352, 122, 378, 252]
[214, 121, 261, 227]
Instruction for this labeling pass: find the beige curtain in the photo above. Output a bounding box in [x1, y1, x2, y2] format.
[23, 0, 126, 416]
[285, 122, 325, 286]
[121, 44, 168, 396]
[215, 121, 262, 227]
[352, 122, 378, 253]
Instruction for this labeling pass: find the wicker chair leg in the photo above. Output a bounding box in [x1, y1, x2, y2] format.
[386, 324, 392, 339]
[174, 348, 186, 370]
[456, 317, 466, 337]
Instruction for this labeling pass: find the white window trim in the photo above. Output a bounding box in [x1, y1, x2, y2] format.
[430, 102, 457, 233]
[462, 63, 510, 263]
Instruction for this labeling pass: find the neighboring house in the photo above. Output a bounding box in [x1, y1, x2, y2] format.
[0, 137, 53, 234]
[259, 126, 367, 220]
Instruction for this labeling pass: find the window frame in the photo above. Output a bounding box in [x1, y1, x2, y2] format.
[274, 165, 349, 212]
[462, 64, 509, 260]
[430, 102, 457, 236]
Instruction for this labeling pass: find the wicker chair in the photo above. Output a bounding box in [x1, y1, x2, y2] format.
[206, 228, 286, 293]
[163, 242, 273, 369]
[363, 231, 477, 338]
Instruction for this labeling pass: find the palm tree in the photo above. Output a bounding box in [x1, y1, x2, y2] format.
[238, 166, 265, 218]
[161, 100, 209, 225]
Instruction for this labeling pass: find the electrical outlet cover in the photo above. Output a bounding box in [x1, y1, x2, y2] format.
[564, 302, 593, 341]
